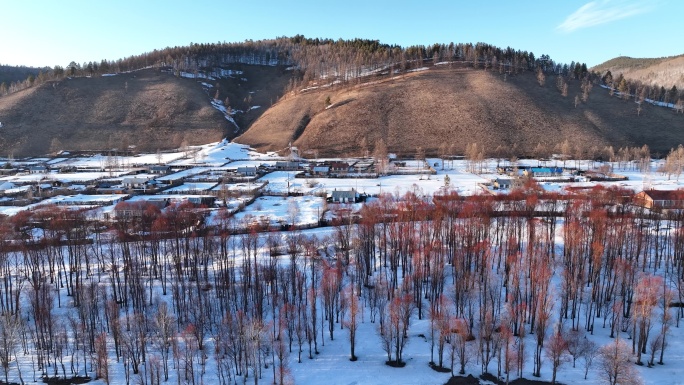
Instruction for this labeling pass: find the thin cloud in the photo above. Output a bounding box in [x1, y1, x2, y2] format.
[557, 0, 652, 33]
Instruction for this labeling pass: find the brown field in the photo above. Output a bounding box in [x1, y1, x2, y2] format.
[236, 65, 684, 157]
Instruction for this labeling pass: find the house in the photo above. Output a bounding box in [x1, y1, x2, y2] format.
[237, 166, 258, 177]
[122, 176, 154, 190]
[149, 165, 170, 175]
[311, 166, 330, 176]
[331, 189, 358, 203]
[114, 199, 168, 219]
[0, 182, 17, 194]
[493, 177, 513, 190]
[352, 160, 374, 172]
[146, 199, 170, 210]
[0, 168, 18, 176]
[29, 165, 48, 174]
[634, 189, 684, 210]
[525, 167, 563, 177]
[329, 162, 350, 174]
[275, 161, 300, 171]
[188, 196, 216, 207]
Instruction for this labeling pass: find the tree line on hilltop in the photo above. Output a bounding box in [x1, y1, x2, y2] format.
[0, 36, 581, 97]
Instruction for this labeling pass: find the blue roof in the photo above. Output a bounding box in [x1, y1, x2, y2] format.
[530, 167, 562, 174]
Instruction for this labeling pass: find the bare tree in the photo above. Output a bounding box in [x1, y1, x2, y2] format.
[581, 77, 593, 102]
[0, 313, 22, 384]
[536, 67, 546, 87]
[546, 328, 568, 385]
[449, 317, 472, 375]
[599, 338, 643, 385]
[344, 285, 360, 361]
[581, 338, 599, 380]
[95, 333, 109, 384]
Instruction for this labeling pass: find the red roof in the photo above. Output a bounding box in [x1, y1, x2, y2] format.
[641, 189, 684, 201]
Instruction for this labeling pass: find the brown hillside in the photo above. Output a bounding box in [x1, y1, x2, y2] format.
[236, 65, 684, 157]
[592, 55, 684, 89]
[0, 65, 290, 156]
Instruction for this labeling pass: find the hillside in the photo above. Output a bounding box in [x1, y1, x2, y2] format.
[236, 64, 684, 157]
[0, 64, 47, 86]
[3, 35, 684, 159]
[592, 54, 684, 89]
[0, 65, 290, 156]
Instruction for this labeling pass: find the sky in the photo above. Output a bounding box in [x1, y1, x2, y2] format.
[0, 0, 681, 69]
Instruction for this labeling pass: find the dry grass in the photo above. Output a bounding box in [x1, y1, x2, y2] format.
[0, 65, 290, 157]
[592, 55, 684, 89]
[2, 62, 682, 158]
[0, 69, 227, 156]
[236, 65, 684, 157]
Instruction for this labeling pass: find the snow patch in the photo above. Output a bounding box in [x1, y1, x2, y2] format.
[407, 67, 430, 73]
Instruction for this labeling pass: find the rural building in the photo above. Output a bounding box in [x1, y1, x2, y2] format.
[331, 189, 358, 203]
[524, 167, 563, 177]
[237, 166, 258, 176]
[188, 196, 216, 206]
[275, 161, 300, 171]
[311, 166, 330, 176]
[493, 178, 513, 190]
[634, 189, 684, 210]
[114, 199, 168, 219]
[330, 162, 350, 174]
[0, 168, 18, 176]
[29, 165, 48, 174]
[149, 165, 171, 174]
[352, 160, 374, 172]
[122, 176, 154, 190]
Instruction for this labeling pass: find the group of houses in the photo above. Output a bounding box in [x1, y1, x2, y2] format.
[491, 166, 629, 191]
[306, 160, 375, 177]
[7, 150, 684, 225]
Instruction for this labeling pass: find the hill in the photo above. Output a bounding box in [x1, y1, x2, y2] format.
[0, 64, 47, 87]
[236, 63, 684, 157]
[592, 54, 684, 89]
[3, 37, 684, 158]
[0, 65, 290, 156]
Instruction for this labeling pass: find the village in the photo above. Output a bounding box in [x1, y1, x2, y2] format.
[0, 140, 680, 229]
[1, 140, 684, 385]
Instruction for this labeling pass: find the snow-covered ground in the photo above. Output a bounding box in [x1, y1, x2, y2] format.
[165, 182, 218, 194]
[6, 140, 684, 385]
[50, 151, 187, 168]
[232, 195, 326, 228]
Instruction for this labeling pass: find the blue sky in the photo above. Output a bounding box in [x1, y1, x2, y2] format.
[0, 0, 680, 68]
